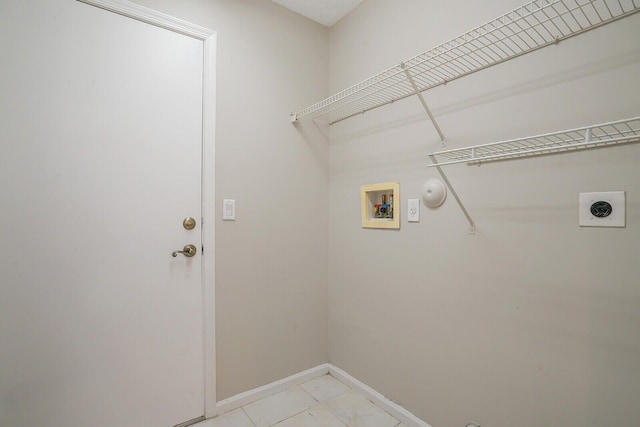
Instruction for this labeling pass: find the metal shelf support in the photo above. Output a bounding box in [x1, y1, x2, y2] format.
[402, 63, 446, 144]
[428, 155, 476, 234]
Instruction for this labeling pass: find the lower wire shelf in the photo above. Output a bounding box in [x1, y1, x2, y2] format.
[426, 116, 640, 234]
[428, 116, 640, 166]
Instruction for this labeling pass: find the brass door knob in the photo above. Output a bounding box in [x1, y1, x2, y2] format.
[172, 244, 197, 258]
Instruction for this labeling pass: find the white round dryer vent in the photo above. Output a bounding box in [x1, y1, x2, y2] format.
[422, 179, 447, 208]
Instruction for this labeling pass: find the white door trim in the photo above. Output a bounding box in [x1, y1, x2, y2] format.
[76, 0, 217, 418]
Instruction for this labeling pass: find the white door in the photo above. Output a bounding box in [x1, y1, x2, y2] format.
[0, 1, 212, 426]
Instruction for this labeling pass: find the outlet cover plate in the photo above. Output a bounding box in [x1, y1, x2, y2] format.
[579, 191, 625, 227]
[408, 199, 420, 222]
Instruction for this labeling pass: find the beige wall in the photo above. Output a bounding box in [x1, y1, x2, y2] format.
[131, 0, 330, 400]
[328, 1, 640, 426]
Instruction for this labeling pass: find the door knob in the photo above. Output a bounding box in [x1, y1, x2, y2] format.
[172, 244, 197, 258]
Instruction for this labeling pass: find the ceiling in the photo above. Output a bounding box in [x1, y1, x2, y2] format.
[272, 0, 365, 27]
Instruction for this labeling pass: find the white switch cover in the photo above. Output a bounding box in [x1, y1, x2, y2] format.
[579, 191, 625, 227]
[223, 199, 235, 220]
[408, 199, 420, 222]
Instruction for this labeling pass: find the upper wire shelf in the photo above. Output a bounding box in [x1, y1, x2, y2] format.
[291, 0, 640, 125]
[428, 117, 640, 166]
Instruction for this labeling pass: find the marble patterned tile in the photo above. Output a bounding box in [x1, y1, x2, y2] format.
[300, 375, 350, 402]
[273, 405, 347, 427]
[193, 409, 255, 427]
[243, 386, 317, 427]
[324, 390, 400, 427]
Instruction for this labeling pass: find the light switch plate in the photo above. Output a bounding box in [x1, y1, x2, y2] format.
[408, 199, 420, 222]
[579, 191, 625, 227]
[223, 199, 235, 220]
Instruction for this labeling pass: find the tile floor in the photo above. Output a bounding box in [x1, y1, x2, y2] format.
[194, 375, 407, 427]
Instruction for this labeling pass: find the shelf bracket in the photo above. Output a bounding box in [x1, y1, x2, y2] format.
[402, 63, 445, 144]
[428, 154, 476, 234]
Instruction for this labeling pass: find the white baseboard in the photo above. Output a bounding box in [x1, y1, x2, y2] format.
[215, 363, 330, 414]
[328, 364, 431, 427]
[215, 362, 430, 427]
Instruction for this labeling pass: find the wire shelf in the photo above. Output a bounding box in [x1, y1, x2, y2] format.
[428, 117, 640, 166]
[291, 0, 640, 124]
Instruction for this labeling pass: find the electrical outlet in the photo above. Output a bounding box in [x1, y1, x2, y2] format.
[408, 199, 420, 222]
[579, 191, 625, 227]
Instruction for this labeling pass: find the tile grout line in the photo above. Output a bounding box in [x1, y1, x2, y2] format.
[240, 407, 257, 427]
[317, 400, 349, 427]
[264, 386, 320, 427]
[300, 376, 354, 426]
[321, 385, 403, 427]
[260, 379, 353, 427]
[266, 404, 317, 427]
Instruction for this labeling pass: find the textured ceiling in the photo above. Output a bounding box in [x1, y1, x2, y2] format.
[272, 0, 365, 27]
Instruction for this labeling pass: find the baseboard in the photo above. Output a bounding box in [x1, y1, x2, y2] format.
[328, 364, 431, 427]
[215, 363, 330, 414]
[215, 362, 430, 427]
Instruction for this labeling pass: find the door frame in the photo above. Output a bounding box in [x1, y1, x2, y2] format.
[77, 0, 217, 418]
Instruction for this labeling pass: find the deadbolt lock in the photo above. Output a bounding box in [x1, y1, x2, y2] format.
[183, 217, 196, 230]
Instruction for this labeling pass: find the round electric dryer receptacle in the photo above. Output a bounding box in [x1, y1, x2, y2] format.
[590, 201, 613, 218]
